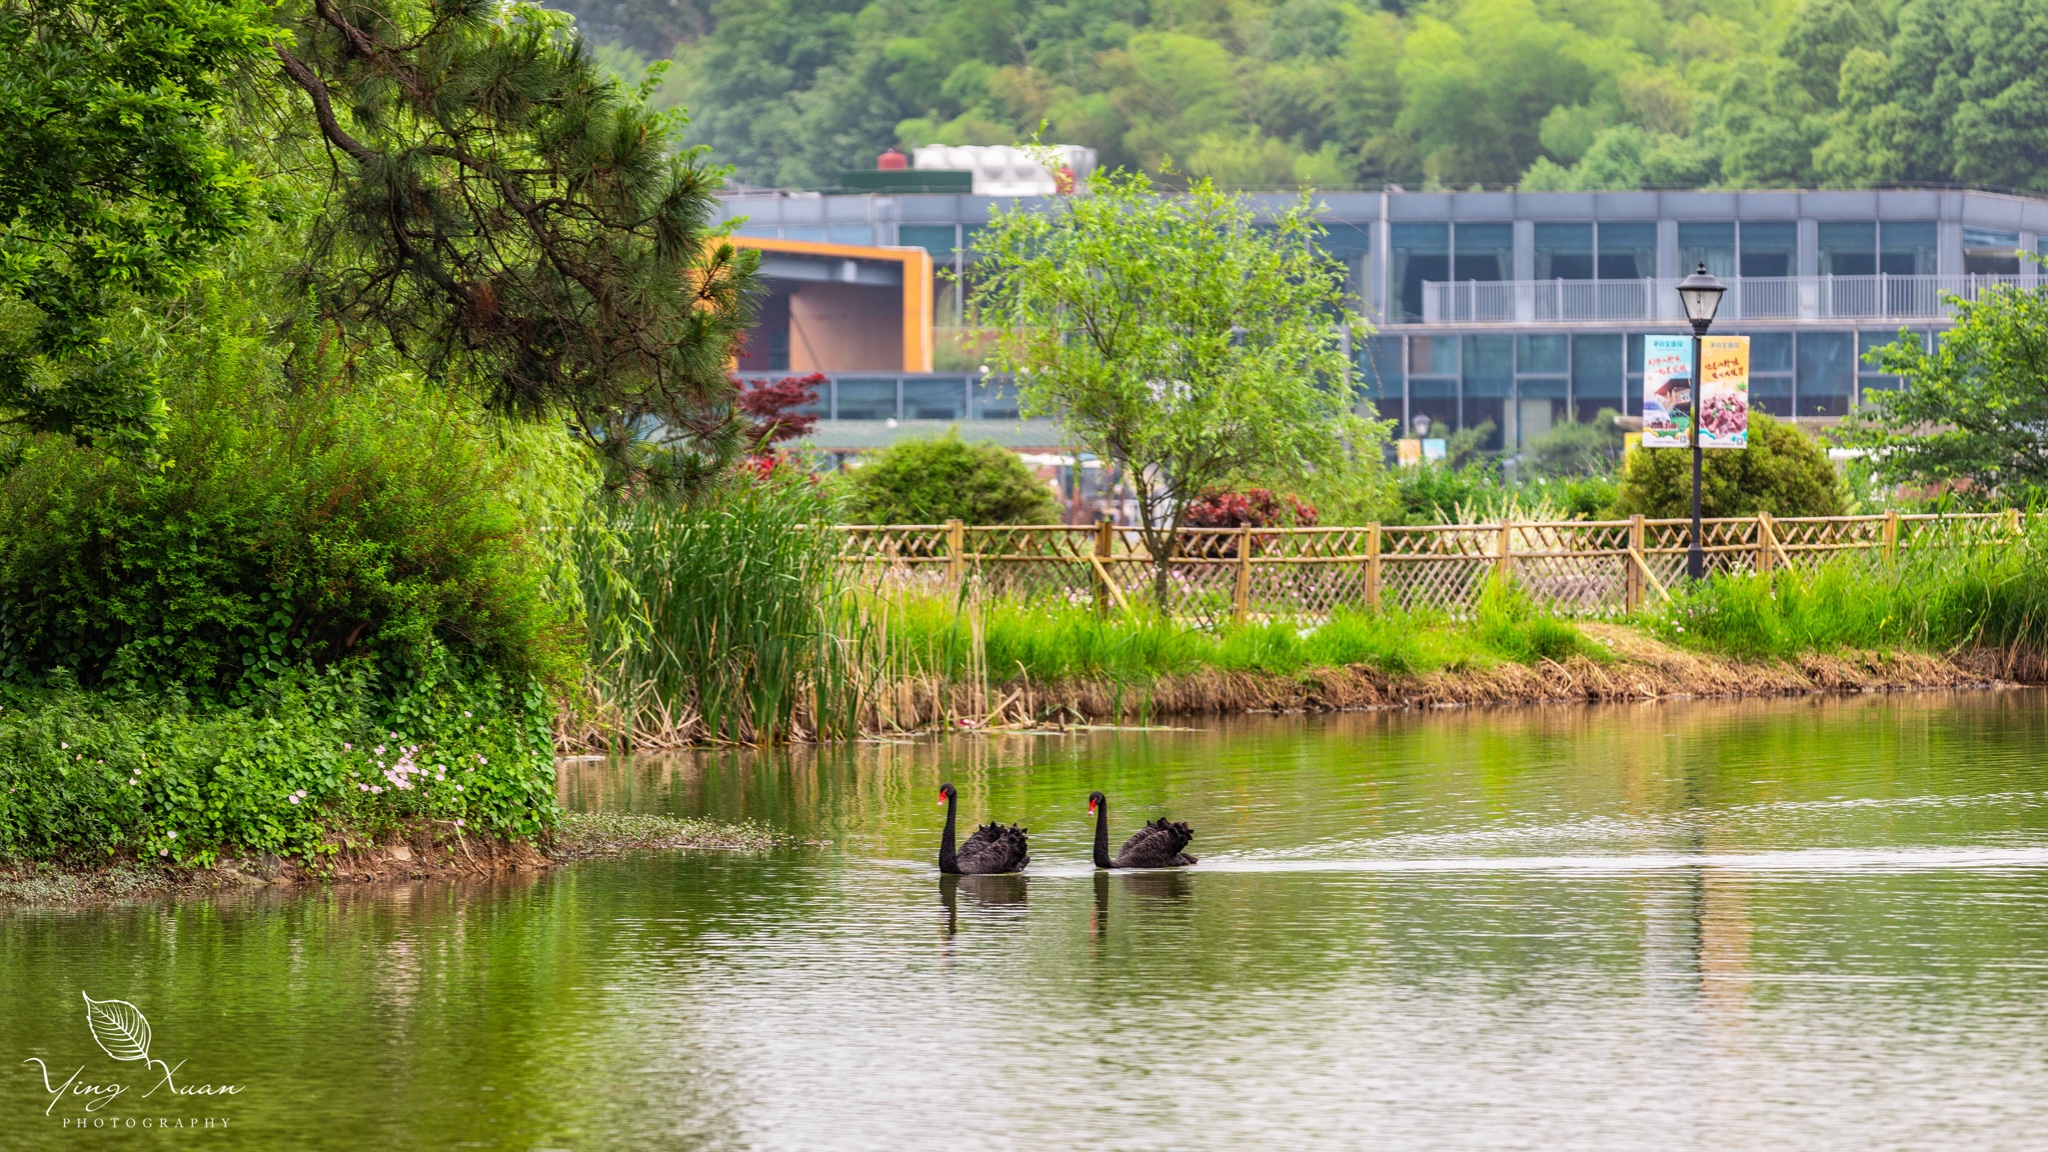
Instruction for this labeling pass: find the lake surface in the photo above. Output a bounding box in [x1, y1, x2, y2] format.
[7, 691, 2048, 1149]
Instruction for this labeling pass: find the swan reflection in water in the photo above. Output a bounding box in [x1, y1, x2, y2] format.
[938, 872, 1029, 936]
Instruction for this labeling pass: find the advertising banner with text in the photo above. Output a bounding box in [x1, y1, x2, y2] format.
[1641, 334, 1692, 448]
[1697, 335, 1751, 449]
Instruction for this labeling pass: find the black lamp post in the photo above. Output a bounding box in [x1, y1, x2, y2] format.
[1676, 262, 1726, 582]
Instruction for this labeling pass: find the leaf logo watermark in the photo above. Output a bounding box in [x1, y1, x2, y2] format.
[83, 994, 156, 1070]
[23, 992, 243, 1125]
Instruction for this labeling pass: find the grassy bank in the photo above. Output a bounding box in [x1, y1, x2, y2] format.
[0, 664, 558, 870]
[1650, 524, 2048, 674]
[0, 810, 793, 906]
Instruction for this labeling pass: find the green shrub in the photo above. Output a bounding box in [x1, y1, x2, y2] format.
[1524, 409, 1626, 477]
[1613, 411, 1849, 519]
[0, 660, 557, 866]
[840, 433, 1060, 524]
[0, 326, 576, 702]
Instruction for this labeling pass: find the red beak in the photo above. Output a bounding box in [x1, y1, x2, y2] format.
[936, 794, 947, 807]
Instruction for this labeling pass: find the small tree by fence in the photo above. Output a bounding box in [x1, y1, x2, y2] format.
[836, 511, 2023, 625]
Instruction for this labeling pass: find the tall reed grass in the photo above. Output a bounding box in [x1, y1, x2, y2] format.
[1654, 520, 2048, 664]
[569, 477, 871, 745]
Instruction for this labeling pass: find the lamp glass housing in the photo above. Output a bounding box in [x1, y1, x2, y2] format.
[1676, 262, 1726, 326]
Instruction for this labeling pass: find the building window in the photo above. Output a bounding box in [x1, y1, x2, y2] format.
[1748, 332, 1795, 417]
[1408, 377, 1458, 439]
[1797, 331, 1855, 418]
[1534, 222, 1594, 280]
[1680, 222, 1735, 279]
[1513, 334, 1567, 450]
[1881, 221, 1937, 275]
[897, 225, 958, 257]
[1392, 223, 1449, 322]
[970, 376, 1020, 420]
[1818, 222, 1876, 275]
[1321, 222, 1373, 313]
[1408, 334, 1459, 376]
[1626, 333, 1646, 416]
[834, 378, 898, 421]
[1453, 223, 1513, 282]
[1463, 336, 1512, 450]
[1964, 226, 2022, 274]
[1740, 222, 1797, 278]
[1355, 336, 1403, 419]
[1597, 222, 1657, 280]
[1571, 334, 1625, 424]
[903, 378, 967, 421]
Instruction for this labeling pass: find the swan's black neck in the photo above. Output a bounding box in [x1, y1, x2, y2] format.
[938, 791, 960, 874]
[1092, 798, 1114, 869]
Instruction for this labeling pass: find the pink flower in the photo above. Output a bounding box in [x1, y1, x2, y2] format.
[288, 795, 300, 805]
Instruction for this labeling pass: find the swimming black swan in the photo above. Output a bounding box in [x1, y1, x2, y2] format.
[936, 782, 1029, 874]
[1088, 791, 1197, 868]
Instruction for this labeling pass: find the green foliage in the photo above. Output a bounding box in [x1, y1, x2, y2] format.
[1839, 285, 2048, 506]
[972, 169, 1355, 601]
[840, 434, 1061, 524]
[0, 0, 269, 454]
[1613, 411, 1849, 519]
[574, 473, 862, 743]
[634, 0, 2048, 195]
[0, 665, 559, 865]
[0, 284, 576, 702]
[275, 0, 759, 492]
[1652, 520, 2048, 661]
[1524, 410, 1625, 478]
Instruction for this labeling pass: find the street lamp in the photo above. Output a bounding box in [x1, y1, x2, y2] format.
[1676, 262, 1725, 581]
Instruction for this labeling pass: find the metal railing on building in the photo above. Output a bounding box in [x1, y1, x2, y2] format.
[1418, 274, 2043, 325]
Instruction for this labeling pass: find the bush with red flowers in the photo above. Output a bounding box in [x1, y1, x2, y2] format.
[1178, 489, 1318, 556]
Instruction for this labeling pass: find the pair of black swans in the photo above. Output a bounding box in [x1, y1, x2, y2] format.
[935, 782, 1196, 874]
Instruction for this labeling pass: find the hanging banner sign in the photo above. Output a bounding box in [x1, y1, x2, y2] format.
[1698, 335, 1750, 449]
[1641, 334, 1692, 448]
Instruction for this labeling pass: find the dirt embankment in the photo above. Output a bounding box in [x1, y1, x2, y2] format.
[0, 812, 792, 908]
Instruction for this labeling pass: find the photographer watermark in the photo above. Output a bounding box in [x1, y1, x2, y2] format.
[22, 993, 242, 1128]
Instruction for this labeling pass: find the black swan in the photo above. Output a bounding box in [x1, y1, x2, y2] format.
[1089, 790, 1197, 868]
[936, 782, 1029, 874]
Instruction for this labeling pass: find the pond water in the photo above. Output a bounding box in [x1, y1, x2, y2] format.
[7, 691, 2048, 1149]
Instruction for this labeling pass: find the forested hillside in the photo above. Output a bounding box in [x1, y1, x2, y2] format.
[574, 0, 2048, 195]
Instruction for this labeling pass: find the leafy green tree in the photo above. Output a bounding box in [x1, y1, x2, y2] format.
[0, 0, 269, 456]
[1839, 284, 2048, 504]
[840, 433, 1060, 525]
[1613, 411, 1850, 519]
[273, 0, 758, 491]
[1523, 410, 1624, 478]
[971, 169, 1356, 603]
[1817, 0, 2048, 191]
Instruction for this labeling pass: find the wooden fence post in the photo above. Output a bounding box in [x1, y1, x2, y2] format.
[1233, 528, 1252, 623]
[1496, 520, 1513, 582]
[1883, 509, 1899, 562]
[1626, 515, 1644, 613]
[2010, 508, 2023, 537]
[946, 519, 965, 591]
[1365, 522, 1382, 611]
[1756, 511, 1775, 575]
[1093, 518, 1113, 617]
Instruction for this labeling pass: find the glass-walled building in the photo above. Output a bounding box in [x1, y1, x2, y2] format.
[718, 188, 2048, 452]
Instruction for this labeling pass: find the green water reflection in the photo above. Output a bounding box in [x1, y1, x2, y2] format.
[6, 691, 2048, 1150]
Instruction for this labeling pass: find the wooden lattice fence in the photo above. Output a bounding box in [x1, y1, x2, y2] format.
[835, 511, 2023, 624]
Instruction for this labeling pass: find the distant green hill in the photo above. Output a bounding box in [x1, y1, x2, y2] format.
[561, 0, 2048, 196]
